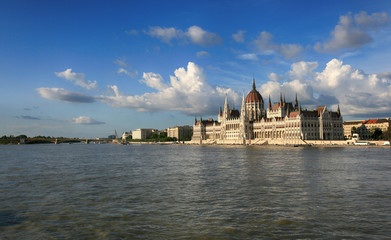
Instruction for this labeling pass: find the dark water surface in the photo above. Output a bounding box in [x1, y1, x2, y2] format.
[0, 144, 390, 239]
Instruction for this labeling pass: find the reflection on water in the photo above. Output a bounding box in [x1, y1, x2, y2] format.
[0, 144, 390, 239]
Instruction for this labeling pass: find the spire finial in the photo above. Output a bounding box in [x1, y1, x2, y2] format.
[252, 77, 256, 90]
[268, 94, 271, 109]
[279, 92, 283, 106]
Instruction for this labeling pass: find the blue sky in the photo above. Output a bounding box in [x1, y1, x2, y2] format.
[1, 0, 391, 138]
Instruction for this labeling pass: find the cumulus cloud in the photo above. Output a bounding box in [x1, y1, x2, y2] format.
[315, 11, 389, 52]
[253, 31, 303, 59]
[196, 51, 210, 58]
[143, 25, 221, 47]
[261, 58, 391, 117]
[140, 72, 168, 90]
[102, 62, 239, 115]
[232, 30, 246, 43]
[55, 69, 97, 90]
[39, 62, 239, 115]
[268, 72, 285, 82]
[71, 116, 105, 125]
[36, 88, 97, 103]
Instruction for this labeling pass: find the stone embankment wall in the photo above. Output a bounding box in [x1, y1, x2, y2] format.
[190, 139, 390, 146]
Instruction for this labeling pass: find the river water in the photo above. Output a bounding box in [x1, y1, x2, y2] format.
[0, 144, 390, 239]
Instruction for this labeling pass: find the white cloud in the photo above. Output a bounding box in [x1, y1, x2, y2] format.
[71, 116, 105, 125]
[143, 26, 183, 44]
[232, 30, 246, 43]
[315, 11, 389, 52]
[289, 61, 318, 80]
[280, 44, 304, 60]
[260, 58, 391, 117]
[114, 59, 138, 78]
[143, 25, 221, 47]
[354, 11, 389, 30]
[186, 26, 222, 47]
[141, 72, 168, 90]
[118, 68, 138, 78]
[55, 69, 97, 90]
[102, 62, 239, 115]
[253, 31, 303, 59]
[268, 72, 285, 82]
[41, 62, 239, 115]
[114, 59, 129, 67]
[238, 53, 258, 61]
[36, 88, 97, 103]
[196, 51, 210, 58]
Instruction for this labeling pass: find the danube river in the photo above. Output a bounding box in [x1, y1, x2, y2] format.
[1, 144, 390, 239]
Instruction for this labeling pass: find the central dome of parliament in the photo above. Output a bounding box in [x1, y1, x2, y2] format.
[245, 79, 263, 104]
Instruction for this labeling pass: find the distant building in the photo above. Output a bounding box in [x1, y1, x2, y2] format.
[167, 125, 193, 140]
[122, 131, 132, 140]
[192, 79, 344, 144]
[344, 118, 391, 139]
[132, 128, 159, 140]
[108, 135, 116, 139]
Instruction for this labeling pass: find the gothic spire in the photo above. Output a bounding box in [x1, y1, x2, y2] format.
[252, 77, 256, 90]
[279, 92, 283, 106]
[295, 93, 298, 110]
[223, 94, 230, 119]
[268, 94, 271, 110]
[241, 91, 247, 119]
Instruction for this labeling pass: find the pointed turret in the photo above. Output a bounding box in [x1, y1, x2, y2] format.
[240, 91, 247, 119]
[194, 116, 197, 124]
[337, 105, 341, 116]
[283, 94, 286, 107]
[252, 77, 256, 90]
[268, 95, 271, 110]
[286, 104, 290, 117]
[279, 93, 283, 106]
[294, 93, 298, 110]
[223, 94, 230, 119]
[219, 105, 222, 116]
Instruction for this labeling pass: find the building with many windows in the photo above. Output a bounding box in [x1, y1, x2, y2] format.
[132, 128, 159, 140]
[192, 79, 344, 144]
[344, 118, 391, 139]
[167, 125, 193, 140]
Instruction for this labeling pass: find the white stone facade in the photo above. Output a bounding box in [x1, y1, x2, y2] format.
[192, 81, 344, 144]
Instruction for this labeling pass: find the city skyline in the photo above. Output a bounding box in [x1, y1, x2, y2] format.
[1, 0, 391, 138]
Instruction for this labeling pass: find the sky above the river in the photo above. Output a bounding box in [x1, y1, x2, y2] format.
[1, 0, 391, 138]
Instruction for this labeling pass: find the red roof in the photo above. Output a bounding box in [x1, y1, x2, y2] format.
[272, 103, 280, 110]
[246, 89, 263, 103]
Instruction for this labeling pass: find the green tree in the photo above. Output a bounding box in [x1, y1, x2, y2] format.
[351, 127, 357, 136]
[386, 129, 391, 140]
[370, 128, 383, 140]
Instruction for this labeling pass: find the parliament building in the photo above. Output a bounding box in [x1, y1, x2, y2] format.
[192, 79, 344, 144]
